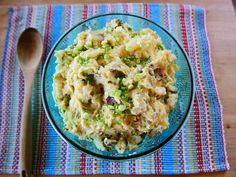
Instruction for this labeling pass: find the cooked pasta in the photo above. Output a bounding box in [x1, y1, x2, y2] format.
[53, 19, 178, 153]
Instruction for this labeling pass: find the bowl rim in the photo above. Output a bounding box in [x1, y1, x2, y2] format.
[41, 12, 195, 160]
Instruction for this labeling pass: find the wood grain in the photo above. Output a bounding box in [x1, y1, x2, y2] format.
[0, 0, 235, 177]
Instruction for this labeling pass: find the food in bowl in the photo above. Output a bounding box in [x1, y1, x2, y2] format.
[53, 19, 178, 153]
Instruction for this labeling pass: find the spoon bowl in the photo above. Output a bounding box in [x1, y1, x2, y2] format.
[17, 28, 43, 71]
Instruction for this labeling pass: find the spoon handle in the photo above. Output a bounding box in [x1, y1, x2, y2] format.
[19, 75, 34, 177]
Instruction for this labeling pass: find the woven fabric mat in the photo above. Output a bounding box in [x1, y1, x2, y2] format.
[0, 3, 229, 175]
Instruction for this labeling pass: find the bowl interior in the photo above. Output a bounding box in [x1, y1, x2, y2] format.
[41, 13, 194, 160]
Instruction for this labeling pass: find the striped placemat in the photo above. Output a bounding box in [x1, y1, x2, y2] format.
[0, 3, 229, 175]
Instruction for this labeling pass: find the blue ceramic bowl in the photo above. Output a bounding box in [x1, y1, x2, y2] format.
[41, 13, 194, 160]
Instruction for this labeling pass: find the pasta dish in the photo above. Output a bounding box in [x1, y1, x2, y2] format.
[53, 19, 178, 153]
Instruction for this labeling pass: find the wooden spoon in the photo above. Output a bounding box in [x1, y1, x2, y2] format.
[17, 28, 43, 177]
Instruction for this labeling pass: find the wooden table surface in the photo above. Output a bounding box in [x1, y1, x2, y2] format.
[0, 0, 235, 177]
